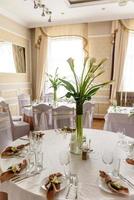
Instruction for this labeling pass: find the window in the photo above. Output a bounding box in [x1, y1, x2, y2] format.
[45, 36, 84, 97]
[0, 42, 16, 73]
[122, 32, 134, 91]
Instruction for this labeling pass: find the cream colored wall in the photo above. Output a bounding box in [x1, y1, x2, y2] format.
[88, 21, 112, 118]
[0, 15, 32, 115]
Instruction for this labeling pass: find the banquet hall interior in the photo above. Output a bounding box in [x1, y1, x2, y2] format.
[0, 0, 134, 200]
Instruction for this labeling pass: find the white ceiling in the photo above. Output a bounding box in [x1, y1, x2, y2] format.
[0, 0, 134, 28]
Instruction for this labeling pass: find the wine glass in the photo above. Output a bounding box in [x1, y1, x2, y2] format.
[102, 150, 113, 173]
[59, 151, 70, 178]
[26, 151, 36, 174]
[117, 129, 126, 145]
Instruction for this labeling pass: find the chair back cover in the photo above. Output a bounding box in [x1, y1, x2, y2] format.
[53, 105, 75, 129]
[18, 93, 31, 115]
[0, 104, 12, 152]
[33, 103, 52, 130]
[83, 102, 95, 128]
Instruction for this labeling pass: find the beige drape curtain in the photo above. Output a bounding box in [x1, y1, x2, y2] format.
[33, 23, 88, 100]
[111, 20, 129, 101]
[33, 28, 48, 100]
[43, 23, 89, 57]
[12, 45, 26, 73]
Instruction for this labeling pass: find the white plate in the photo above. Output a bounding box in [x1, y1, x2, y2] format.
[98, 176, 130, 195]
[98, 176, 113, 194]
[41, 176, 67, 191]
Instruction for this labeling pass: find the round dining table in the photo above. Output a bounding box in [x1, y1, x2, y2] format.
[0, 129, 134, 200]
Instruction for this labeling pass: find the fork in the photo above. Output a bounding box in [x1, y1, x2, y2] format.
[74, 176, 78, 199]
[11, 171, 40, 183]
[65, 176, 73, 199]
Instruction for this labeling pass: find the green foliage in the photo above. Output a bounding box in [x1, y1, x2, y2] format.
[60, 57, 112, 103]
[47, 67, 62, 91]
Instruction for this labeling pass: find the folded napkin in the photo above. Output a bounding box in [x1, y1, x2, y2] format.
[61, 127, 76, 133]
[45, 173, 63, 200]
[1, 143, 29, 158]
[99, 171, 129, 195]
[126, 158, 134, 165]
[32, 131, 45, 139]
[0, 159, 27, 183]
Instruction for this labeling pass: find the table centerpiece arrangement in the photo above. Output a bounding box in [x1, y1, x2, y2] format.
[60, 57, 112, 154]
[47, 67, 62, 106]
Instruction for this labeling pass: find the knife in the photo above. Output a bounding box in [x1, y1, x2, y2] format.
[119, 174, 134, 189]
[12, 172, 40, 183]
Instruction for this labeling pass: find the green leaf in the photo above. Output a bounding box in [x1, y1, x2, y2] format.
[60, 78, 76, 93]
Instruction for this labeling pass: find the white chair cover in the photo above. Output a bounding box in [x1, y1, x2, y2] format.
[33, 103, 52, 130]
[18, 94, 31, 115]
[0, 96, 22, 122]
[0, 101, 30, 140]
[0, 112, 12, 152]
[104, 112, 134, 138]
[83, 102, 95, 128]
[53, 105, 75, 129]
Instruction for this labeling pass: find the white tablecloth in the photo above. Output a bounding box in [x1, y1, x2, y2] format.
[0, 129, 134, 200]
[104, 106, 134, 138]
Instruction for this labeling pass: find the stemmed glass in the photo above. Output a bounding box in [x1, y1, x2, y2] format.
[102, 150, 113, 173]
[117, 129, 126, 146]
[59, 151, 71, 178]
[28, 131, 44, 173]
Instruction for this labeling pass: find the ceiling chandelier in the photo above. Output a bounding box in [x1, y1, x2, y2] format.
[24, 0, 52, 22]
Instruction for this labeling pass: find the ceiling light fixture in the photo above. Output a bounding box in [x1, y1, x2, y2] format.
[118, 0, 128, 6]
[67, 0, 134, 7]
[24, 0, 52, 22]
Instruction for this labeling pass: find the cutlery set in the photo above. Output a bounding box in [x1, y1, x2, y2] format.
[65, 175, 78, 199]
[11, 171, 40, 183]
[119, 174, 134, 189]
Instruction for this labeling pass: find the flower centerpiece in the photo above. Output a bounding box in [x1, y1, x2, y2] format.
[47, 67, 62, 105]
[60, 57, 111, 153]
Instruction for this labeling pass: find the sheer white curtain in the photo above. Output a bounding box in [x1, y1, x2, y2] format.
[45, 36, 84, 97]
[122, 32, 134, 91]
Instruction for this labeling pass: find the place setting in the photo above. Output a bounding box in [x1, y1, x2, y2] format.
[97, 146, 134, 197]
[0, 143, 30, 159]
[0, 159, 27, 183]
[39, 149, 79, 200]
[40, 171, 78, 200]
[54, 126, 76, 136]
[0, 130, 46, 185]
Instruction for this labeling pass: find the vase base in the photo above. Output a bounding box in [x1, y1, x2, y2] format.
[70, 145, 81, 155]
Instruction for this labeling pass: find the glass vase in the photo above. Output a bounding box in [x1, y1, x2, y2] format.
[76, 100, 83, 145]
[70, 101, 83, 155]
[53, 88, 57, 107]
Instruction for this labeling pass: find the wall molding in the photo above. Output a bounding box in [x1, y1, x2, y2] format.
[5, 98, 18, 105]
[0, 25, 30, 41]
[88, 34, 111, 38]
[0, 82, 31, 90]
